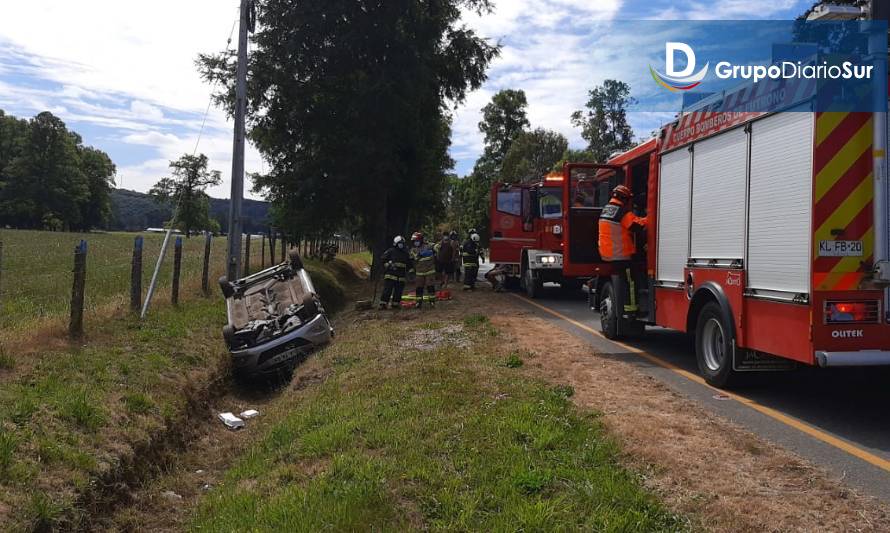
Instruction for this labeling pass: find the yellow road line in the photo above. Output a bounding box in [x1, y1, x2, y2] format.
[511, 293, 890, 474]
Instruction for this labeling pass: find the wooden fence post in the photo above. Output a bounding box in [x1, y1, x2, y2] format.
[130, 236, 143, 312]
[261, 233, 266, 270]
[69, 240, 87, 339]
[172, 236, 182, 305]
[243, 233, 251, 276]
[280, 233, 286, 262]
[202, 232, 212, 296]
[269, 228, 276, 265]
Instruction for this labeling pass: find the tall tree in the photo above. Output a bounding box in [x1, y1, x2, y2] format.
[77, 146, 116, 230]
[570, 79, 636, 163]
[477, 89, 530, 174]
[198, 0, 498, 274]
[0, 110, 116, 230]
[450, 89, 529, 241]
[0, 112, 88, 230]
[150, 153, 221, 237]
[501, 128, 568, 183]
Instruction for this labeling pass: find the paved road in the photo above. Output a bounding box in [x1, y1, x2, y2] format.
[502, 280, 890, 503]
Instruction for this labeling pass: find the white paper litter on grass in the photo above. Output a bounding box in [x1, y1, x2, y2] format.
[218, 412, 245, 429]
[240, 409, 260, 419]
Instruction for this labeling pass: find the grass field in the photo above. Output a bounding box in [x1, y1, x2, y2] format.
[0, 229, 285, 337]
[0, 255, 355, 530]
[191, 311, 687, 531]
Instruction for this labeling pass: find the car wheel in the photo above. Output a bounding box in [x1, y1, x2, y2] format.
[695, 301, 738, 388]
[599, 281, 619, 339]
[218, 276, 234, 298]
[222, 324, 236, 348]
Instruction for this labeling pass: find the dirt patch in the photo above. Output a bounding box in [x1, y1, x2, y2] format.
[398, 324, 470, 351]
[488, 302, 890, 532]
[293, 368, 333, 390]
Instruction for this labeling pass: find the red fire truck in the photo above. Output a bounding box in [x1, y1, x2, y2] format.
[490, 93, 890, 388]
[489, 140, 655, 299]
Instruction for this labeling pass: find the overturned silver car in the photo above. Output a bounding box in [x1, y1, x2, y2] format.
[219, 252, 333, 379]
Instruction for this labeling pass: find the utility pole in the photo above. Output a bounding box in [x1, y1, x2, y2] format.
[227, 0, 252, 281]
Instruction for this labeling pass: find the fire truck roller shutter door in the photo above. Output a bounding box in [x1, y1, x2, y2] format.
[748, 109, 814, 294]
[690, 127, 747, 261]
[657, 148, 692, 284]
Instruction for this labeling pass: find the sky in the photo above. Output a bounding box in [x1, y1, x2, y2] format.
[0, 0, 814, 200]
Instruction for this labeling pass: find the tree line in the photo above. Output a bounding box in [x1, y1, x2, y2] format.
[0, 110, 116, 231]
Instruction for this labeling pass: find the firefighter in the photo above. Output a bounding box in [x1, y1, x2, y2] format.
[449, 230, 461, 282]
[434, 231, 455, 289]
[379, 235, 412, 309]
[462, 230, 484, 290]
[410, 231, 437, 308]
[598, 184, 648, 312]
[485, 264, 508, 292]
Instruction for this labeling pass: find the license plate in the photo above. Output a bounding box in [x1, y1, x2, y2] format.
[819, 240, 863, 257]
[265, 346, 301, 366]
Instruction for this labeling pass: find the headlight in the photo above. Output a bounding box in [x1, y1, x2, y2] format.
[536, 255, 558, 264]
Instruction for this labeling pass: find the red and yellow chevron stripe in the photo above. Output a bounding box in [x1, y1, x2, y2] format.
[813, 111, 874, 291]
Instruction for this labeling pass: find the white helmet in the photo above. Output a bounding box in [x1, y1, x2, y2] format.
[393, 235, 405, 248]
[471, 233, 480, 242]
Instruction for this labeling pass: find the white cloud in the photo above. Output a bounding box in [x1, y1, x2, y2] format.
[0, 1, 263, 199]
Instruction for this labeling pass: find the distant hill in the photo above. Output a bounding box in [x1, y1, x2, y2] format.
[110, 189, 271, 234]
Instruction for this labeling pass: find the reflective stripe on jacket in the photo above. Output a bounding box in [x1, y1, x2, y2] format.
[411, 244, 436, 276]
[382, 246, 412, 281]
[598, 198, 647, 262]
[462, 240, 481, 267]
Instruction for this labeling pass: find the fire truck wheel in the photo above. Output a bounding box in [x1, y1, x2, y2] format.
[695, 301, 737, 388]
[523, 268, 542, 299]
[599, 282, 619, 339]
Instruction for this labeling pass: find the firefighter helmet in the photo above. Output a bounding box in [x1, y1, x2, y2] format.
[611, 185, 632, 201]
[471, 233, 480, 242]
[411, 231, 424, 244]
[449, 230, 458, 239]
[393, 235, 405, 247]
[468, 228, 478, 237]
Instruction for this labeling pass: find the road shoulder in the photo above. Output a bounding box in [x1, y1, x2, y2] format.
[490, 297, 890, 532]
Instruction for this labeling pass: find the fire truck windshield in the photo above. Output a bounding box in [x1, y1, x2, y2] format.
[539, 187, 562, 219]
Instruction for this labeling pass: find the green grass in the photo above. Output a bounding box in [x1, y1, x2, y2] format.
[192, 318, 687, 532]
[0, 254, 366, 530]
[122, 392, 155, 415]
[0, 296, 229, 528]
[500, 351, 525, 368]
[0, 345, 14, 370]
[0, 229, 284, 335]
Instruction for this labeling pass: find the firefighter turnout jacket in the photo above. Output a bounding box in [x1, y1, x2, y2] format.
[598, 198, 648, 262]
[461, 240, 483, 267]
[382, 246, 413, 282]
[411, 243, 436, 277]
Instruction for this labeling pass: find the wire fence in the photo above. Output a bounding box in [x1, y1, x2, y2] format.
[0, 229, 367, 339]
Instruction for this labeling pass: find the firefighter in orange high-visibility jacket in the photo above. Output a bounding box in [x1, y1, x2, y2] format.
[598, 185, 648, 312]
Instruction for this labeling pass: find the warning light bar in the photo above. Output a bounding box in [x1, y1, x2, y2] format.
[544, 174, 563, 182]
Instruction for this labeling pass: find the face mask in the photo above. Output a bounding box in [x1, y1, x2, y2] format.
[396, 243, 404, 249]
[413, 241, 421, 247]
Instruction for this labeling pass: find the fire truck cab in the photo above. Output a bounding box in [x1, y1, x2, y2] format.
[489, 160, 632, 297]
